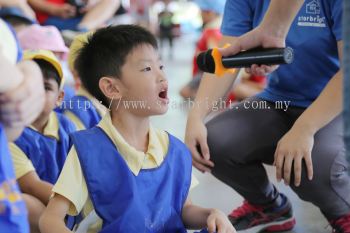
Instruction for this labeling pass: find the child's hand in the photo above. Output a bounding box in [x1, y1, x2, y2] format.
[207, 209, 236, 233]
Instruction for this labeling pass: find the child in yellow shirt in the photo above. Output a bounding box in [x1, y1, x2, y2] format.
[39, 25, 236, 233]
[62, 33, 106, 131]
[9, 50, 76, 232]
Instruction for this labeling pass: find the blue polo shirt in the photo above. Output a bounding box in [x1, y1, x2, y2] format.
[221, 0, 342, 107]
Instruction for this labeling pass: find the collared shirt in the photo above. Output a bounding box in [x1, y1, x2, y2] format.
[53, 113, 198, 233]
[9, 112, 59, 179]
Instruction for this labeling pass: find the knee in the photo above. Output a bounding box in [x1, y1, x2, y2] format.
[291, 148, 349, 201]
[206, 113, 256, 164]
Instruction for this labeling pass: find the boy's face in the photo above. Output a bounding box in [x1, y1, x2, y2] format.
[40, 77, 64, 117]
[115, 44, 169, 116]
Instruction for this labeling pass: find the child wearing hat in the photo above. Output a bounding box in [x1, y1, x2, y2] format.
[39, 25, 236, 233]
[17, 24, 77, 108]
[62, 33, 106, 130]
[17, 24, 69, 60]
[180, 0, 225, 99]
[9, 49, 76, 233]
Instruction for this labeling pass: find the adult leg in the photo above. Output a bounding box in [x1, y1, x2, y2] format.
[343, 0, 350, 168]
[288, 115, 350, 220]
[206, 97, 292, 205]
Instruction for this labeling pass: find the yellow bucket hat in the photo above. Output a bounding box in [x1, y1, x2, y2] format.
[23, 49, 64, 89]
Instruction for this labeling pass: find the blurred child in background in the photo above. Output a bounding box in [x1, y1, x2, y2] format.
[17, 24, 77, 109]
[9, 50, 76, 233]
[180, 0, 224, 99]
[63, 33, 106, 130]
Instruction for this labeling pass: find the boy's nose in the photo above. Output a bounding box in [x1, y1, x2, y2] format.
[157, 72, 167, 82]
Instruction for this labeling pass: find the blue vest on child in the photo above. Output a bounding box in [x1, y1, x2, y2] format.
[65, 95, 102, 129]
[0, 124, 29, 233]
[70, 127, 192, 233]
[14, 113, 75, 184]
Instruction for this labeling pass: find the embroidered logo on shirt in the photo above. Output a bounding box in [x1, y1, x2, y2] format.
[297, 0, 326, 28]
[306, 0, 321, 14]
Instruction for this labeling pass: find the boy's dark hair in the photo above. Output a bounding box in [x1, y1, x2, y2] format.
[34, 59, 62, 88]
[75, 24, 158, 107]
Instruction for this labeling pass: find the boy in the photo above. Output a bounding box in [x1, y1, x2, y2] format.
[9, 50, 76, 232]
[39, 25, 236, 233]
[63, 33, 106, 130]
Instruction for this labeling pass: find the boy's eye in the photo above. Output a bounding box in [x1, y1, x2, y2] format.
[44, 85, 53, 91]
[141, 67, 151, 72]
[160, 65, 164, 70]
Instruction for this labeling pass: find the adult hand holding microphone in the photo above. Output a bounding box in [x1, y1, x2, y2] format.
[200, 2, 302, 77]
[188, 28, 295, 173]
[196, 46, 294, 76]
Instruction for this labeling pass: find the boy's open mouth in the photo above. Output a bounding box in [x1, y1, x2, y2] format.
[158, 89, 168, 99]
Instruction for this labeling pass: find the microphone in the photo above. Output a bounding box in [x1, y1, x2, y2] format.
[196, 47, 294, 74]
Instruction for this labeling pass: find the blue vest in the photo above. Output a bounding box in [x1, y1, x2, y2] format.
[0, 124, 29, 233]
[14, 113, 75, 184]
[64, 95, 102, 129]
[70, 127, 192, 233]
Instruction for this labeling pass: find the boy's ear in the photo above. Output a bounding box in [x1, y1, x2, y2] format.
[99, 77, 123, 100]
[56, 90, 65, 107]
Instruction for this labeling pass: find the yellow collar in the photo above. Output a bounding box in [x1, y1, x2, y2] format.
[97, 113, 168, 176]
[30, 112, 60, 140]
[77, 87, 95, 100]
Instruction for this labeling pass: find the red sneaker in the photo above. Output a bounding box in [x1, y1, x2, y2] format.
[228, 194, 296, 232]
[330, 213, 350, 233]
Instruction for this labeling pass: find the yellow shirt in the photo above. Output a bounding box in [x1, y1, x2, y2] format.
[9, 112, 60, 179]
[53, 113, 198, 233]
[64, 87, 107, 131]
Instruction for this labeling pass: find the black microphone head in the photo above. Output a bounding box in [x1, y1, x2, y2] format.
[196, 49, 215, 73]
